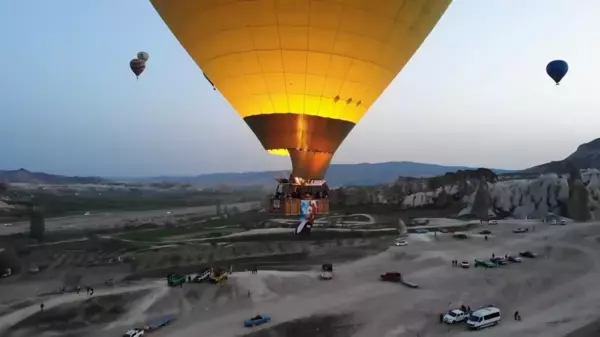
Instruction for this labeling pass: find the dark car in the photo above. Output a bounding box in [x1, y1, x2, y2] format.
[479, 230, 492, 235]
[490, 257, 507, 265]
[380, 272, 402, 282]
[474, 259, 497, 268]
[513, 228, 529, 234]
[519, 251, 536, 258]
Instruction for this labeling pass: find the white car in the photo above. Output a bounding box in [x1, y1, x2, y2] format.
[395, 240, 408, 246]
[490, 220, 498, 225]
[460, 261, 470, 268]
[444, 309, 467, 324]
[123, 329, 144, 337]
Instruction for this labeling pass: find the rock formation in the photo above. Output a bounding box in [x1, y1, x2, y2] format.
[330, 168, 600, 221]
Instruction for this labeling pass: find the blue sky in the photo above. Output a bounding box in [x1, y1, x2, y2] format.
[2, 0, 600, 177]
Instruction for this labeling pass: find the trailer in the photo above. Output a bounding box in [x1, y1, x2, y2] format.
[400, 280, 419, 288]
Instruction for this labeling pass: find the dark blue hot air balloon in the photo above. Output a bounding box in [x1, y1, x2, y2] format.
[546, 60, 568, 85]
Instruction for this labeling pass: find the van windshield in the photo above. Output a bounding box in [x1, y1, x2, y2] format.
[469, 315, 482, 322]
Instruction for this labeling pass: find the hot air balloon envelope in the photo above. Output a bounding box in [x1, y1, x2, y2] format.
[130, 59, 146, 78]
[546, 60, 568, 85]
[149, 0, 452, 179]
[137, 51, 150, 62]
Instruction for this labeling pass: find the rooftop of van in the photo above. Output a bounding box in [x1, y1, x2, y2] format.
[472, 307, 500, 316]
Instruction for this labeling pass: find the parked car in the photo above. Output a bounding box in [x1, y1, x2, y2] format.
[244, 314, 271, 327]
[444, 309, 468, 324]
[513, 228, 529, 234]
[460, 261, 470, 268]
[380, 272, 402, 282]
[395, 240, 408, 246]
[479, 230, 492, 235]
[474, 259, 497, 268]
[507, 255, 523, 263]
[414, 229, 429, 234]
[490, 220, 499, 225]
[123, 329, 144, 337]
[519, 251, 537, 258]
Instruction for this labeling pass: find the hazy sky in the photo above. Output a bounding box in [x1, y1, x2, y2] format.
[2, 0, 600, 177]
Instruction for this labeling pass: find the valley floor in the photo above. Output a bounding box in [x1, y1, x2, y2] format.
[2, 219, 600, 337]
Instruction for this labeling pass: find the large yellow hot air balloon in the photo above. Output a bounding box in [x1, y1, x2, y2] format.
[150, 0, 451, 180]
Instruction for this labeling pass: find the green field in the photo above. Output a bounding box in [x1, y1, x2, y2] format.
[117, 226, 245, 243]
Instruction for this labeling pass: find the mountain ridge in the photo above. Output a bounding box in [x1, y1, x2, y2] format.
[0, 168, 106, 185]
[112, 161, 516, 187]
[1, 162, 515, 187]
[524, 137, 600, 174]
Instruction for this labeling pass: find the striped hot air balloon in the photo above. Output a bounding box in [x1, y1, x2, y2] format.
[149, 0, 451, 179]
[130, 58, 146, 79]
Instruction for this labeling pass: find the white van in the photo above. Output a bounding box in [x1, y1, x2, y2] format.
[466, 306, 501, 330]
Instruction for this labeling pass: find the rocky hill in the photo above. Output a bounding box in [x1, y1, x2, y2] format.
[330, 167, 599, 221]
[524, 138, 600, 174]
[324, 137, 600, 222]
[0, 169, 106, 185]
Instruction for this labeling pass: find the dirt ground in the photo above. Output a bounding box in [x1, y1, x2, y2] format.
[2, 220, 600, 337]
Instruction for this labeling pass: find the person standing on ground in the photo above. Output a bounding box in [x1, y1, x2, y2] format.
[40, 303, 44, 312]
[439, 313, 444, 323]
[76, 286, 81, 294]
[514, 311, 521, 320]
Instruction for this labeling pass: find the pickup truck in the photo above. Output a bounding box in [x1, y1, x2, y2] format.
[192, 269, 211, 283]
[444, 309, 467, 324]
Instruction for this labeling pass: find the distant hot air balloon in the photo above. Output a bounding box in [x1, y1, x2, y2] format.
[130, 58, 146, 79]
[149, 0, 452, 180]
[546, 60, 569, 85]
[137, 51, 150, 62]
